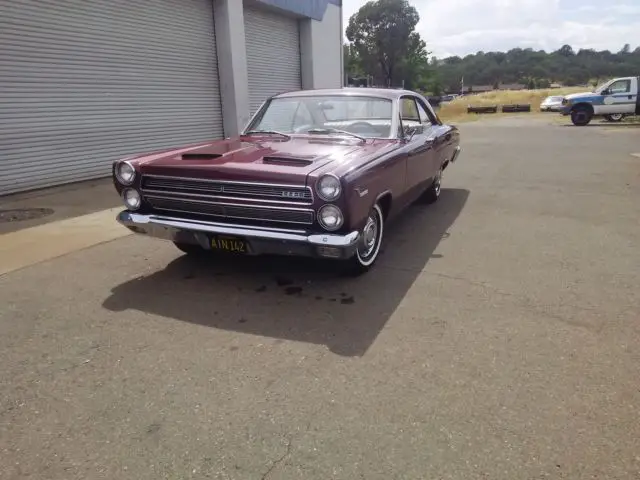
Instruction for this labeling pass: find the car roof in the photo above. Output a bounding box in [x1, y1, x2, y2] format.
[273, 87, 419, 100]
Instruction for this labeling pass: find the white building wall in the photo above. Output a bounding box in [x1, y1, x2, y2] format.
[213, 0, 250, 138]
[300, 3, 343, 90]
[214, 0, 342, 138]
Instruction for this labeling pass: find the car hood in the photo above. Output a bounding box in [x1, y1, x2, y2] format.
[131, 136, 397, 184]
[565, 91, 598, 101]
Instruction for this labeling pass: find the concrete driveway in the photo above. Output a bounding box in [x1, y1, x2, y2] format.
[1, 117, 639, 479]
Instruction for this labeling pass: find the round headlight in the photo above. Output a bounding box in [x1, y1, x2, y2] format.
[316, 174, 341, 201]
[116, 161, 136, 185]
[122, 188, 141, 210]
[318, 204, 344, 231]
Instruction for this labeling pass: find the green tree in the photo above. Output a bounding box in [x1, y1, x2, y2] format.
[434, 44, 640, 91]
[343, 43, 365, 78]
[558, 44, 575, 57]
[396, 32, 430, 89]
[537, 78, 551, 89]
[345, 0, 428, 87]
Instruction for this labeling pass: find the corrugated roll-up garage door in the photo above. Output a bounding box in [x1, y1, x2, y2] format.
[0, 0, 224, 196]
[244, 2, 302, 115]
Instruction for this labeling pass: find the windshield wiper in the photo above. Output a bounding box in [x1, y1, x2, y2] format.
[306, 128, 366, 142]
[244, 130, 291, 139]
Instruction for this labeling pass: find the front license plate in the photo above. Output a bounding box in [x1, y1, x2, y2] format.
[210, 235, 248, 254]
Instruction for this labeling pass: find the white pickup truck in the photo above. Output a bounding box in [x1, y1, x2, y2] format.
[560, 76, 639, 126]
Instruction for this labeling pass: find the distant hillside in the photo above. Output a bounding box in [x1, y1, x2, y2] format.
[434, 44, 640, 93]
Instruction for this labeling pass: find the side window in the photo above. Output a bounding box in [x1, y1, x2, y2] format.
[608, 80, 631, 94]
[401, 98, 420, 122]
[399, 96, 439, 138]
[416, 100, 434, 126]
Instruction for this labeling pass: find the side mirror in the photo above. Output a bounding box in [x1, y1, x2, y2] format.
[601, 89, 610, 96]
[404, 124, 424, 140]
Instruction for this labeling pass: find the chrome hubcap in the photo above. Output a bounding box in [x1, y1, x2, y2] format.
[359, 214, 378, 259]
[434, 169, 442, 196]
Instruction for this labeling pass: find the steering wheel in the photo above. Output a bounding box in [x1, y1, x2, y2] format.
[347, 121, 376, 133]
[293, 124, 314, 133]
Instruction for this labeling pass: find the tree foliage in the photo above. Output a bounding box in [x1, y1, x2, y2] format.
[343, 0, 640, 94]
[345, 0, 429, 89]
[433, 45, 640, 92]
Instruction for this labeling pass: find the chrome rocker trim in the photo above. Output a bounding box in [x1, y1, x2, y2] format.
[116, 211, 360, 259]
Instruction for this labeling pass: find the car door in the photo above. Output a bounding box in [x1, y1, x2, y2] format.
[414, 96, 447, 176]
[602, 78, 637, 114]
[400, 96, 435, 194]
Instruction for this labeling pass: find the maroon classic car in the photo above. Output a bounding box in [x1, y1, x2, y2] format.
[112, 88, 461, 274]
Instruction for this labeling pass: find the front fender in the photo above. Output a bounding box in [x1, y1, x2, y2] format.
[568, 102, 595, 114]
[344, 155, 405, 232]
[345, 180, 389, 233]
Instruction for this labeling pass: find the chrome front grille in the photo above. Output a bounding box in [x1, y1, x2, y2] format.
[140, 175, 315, 226]
[141, 175, 313, 204]
[145, 196, 314, 225]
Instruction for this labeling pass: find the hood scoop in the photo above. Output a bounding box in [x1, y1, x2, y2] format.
[262, 155, 314, 166]
[181, 152, 223, 160]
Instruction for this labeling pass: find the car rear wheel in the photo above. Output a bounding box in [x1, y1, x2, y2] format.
[571, 106, 593, 126]
[604, 113, 624, 122]
[344, 204, 384, 276]
[420, 166, 443, 204]
[173, 241, 206, 255]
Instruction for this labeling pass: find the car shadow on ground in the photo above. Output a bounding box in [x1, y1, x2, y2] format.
[102, 188, 470, 357]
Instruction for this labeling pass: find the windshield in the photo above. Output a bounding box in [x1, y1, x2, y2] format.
[246, 95, 394, 138]
[593, 81, 610, 93]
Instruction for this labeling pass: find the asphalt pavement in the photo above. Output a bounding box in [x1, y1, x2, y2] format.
[1, 116, 639, 479]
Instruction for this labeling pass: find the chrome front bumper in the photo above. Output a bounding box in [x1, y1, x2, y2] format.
[450, 145, 461, 163]
[116, 211, 360, 259]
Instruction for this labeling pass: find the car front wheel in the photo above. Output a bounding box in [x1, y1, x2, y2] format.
[571, 106, 593, 126]
[344, 204, 384, 275]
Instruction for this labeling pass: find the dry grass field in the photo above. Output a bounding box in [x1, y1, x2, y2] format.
[437, 86, 587, 123]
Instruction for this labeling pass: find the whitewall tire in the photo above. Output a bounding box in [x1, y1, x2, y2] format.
[421, 166, 443, 204]
[344, 203, 384, 275]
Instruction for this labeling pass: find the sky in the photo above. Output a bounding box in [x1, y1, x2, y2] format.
[341, 0, 640, 58]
